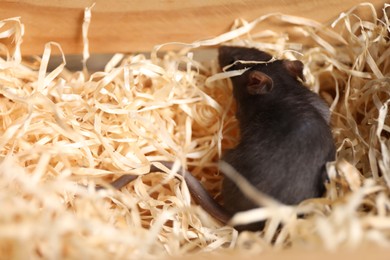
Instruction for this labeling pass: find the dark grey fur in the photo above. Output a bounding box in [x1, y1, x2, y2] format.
[218, 46, 335, 229]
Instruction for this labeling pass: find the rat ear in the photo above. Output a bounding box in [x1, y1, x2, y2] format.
[247, 71, 274, 95]
[283, 60, 305, 82]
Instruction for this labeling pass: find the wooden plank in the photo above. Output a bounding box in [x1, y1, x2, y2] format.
[0, 0, 385, 55]
[174, 246, 390, 260]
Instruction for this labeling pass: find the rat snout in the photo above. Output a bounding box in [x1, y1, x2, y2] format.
[218, 46, 236, 68]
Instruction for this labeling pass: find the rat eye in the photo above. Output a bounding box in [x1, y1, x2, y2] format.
[246, 71, 274, 95]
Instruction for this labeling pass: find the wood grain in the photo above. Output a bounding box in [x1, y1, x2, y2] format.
[0, 0, 386, 55]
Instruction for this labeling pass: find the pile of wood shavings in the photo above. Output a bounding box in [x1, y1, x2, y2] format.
[0, 3, 389, 258]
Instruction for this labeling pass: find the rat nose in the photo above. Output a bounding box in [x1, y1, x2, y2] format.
[218, 45, 230, 56]
[218, 46, 235, 68]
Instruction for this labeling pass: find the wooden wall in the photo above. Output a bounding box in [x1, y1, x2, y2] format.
[0, 0, 385, 55]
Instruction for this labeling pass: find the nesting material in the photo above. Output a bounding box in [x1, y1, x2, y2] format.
[0, 3, 390, 258]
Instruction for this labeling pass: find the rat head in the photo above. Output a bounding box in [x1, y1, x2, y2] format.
[218, 46, 273, 70]
[218, 46, 305, 102]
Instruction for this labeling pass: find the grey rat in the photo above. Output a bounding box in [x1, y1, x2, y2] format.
[218, 46, 335, 227]
[103, 46, 335, 231]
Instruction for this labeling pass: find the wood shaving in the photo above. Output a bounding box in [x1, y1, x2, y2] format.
[0, 3, 389, 258]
